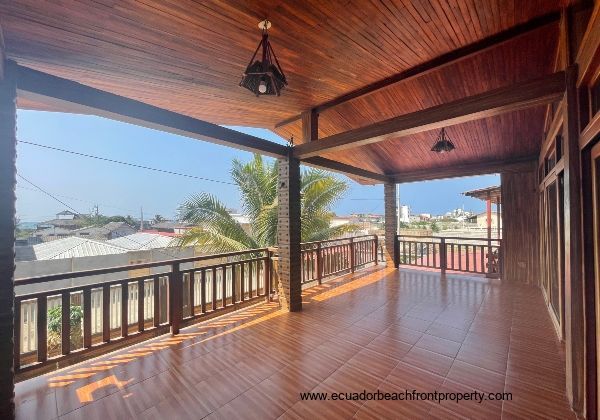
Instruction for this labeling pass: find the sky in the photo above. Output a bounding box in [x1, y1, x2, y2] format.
[15, 110, 499, 222]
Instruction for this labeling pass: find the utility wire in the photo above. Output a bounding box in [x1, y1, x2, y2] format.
[17, 185, 166, 217]
[17, 174, 182, 260]
[18, 139, 236, 186]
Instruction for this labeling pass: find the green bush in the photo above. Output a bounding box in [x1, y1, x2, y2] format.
[47, 305, 83, 354]
[47, 305, 83, 333]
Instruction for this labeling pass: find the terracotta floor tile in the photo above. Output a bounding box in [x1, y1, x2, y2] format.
[15, 267, 574, 420]
[425, 323, 469, 343]
[402, 347, 454, 377]
[366, 335, 413, 360]
[415, 334, 462, 358]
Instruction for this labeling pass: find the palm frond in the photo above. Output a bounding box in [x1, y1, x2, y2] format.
[176, 193, 257, 252]
[305, 223, 360, 242]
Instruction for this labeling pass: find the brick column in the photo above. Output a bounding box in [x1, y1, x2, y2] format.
[277, 153, 302, 311]
[384, 182, 398, 267]
[0, 60, 17, 419]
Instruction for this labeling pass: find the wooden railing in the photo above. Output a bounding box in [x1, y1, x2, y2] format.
[300, 235, 378, 284]
[14, 248, 272, 380]
[14, 236, 380, 380]
[395, 235, 502, 276]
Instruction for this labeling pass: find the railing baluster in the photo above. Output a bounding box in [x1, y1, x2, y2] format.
[265, 254, 271, 301]
[83, 288, 92, 348]
[37, 296, 47, 363]
[121, 283, 129, 338]
[221, 265, 227, 308]
[102, 285, 110, 342]
[153, 277, 160, 327]
[212, 267, 218, 310]
[350, 238, 355, 273]
[14, 298, 21, 371]
[200, 270, 207, 313]
[61, 292, 70, 355]
[480, 245, 484, 273]
[237, 263, 241, 302]
[231, 264, 237, 304]
[189, 272, 195, 317]
[458, 245, 462, 271]
[138, 279, 145, 332]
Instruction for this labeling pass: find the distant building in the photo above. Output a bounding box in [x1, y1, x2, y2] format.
[107, 232, 177, 250]
[418, 213, 432, 221]
[229, 213, 252, 234]
[399, 205, 410, 223]
[56, 210, 77, 220]
[15, 236, 130, 261]
[152, 221, 192, 235]
[75, 222, 136, 240]
[467, 211, 501, 229]
[38, 210, 86, 230]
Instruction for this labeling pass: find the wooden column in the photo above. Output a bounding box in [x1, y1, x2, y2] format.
[496, 199, 502, 239]
[0, 59, 17, 419]
[500, 169, 540, 284]
[384, 182, 398, 267]
[563, 64, 584, 414]
[277, 152, 302, 311]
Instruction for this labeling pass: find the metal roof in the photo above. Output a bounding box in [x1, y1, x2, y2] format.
[30, 237, 129, 260]
[107, 233, 177, 251]
[462, 186, 501, 204]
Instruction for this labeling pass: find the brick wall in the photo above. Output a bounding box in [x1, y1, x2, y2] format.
[276, 155, 302, 311]
[384, 182, 398, 267]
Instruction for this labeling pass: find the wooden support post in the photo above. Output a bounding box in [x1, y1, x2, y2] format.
[0, 59, 16, 419]
[384, 182, 399, 267]
[276, 152, 302, 311]
[374, 235, 379, 265]
[563, 64, 584, 415]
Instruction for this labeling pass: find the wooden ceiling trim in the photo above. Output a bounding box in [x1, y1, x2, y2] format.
[15, 64, 288, 158]
[391, 156, 538, 183]
[302, 157, 390, 184]
[275, 11, 561, 129]
[293, 72, 565, 159]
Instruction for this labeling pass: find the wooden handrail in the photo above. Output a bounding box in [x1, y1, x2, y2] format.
[15, 248, 269, 285]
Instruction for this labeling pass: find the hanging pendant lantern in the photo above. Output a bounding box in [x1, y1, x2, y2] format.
[240, 20, 288, 96]
[431, 127, 456, 153]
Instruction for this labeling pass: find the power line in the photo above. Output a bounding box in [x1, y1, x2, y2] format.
[17, 174, 182, 259]
[18, 174, 83, 216]
[17, 185, 167, 217]
[18, 139, 236, 186]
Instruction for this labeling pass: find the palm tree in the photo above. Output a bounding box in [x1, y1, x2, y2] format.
[177, 154, 357, 252]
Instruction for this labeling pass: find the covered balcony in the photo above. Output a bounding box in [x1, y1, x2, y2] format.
[1, 1, 600, 419]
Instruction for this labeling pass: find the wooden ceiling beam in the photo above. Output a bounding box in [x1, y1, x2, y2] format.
[275, 11, 561, 129]
[302, 156, 391, 183]
[391, 157, 537, 184]
[15, 65, 288, 158]
[294, 72, 566, 159]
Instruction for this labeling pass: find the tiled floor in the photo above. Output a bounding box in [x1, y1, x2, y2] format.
[15, 266, 575, 419]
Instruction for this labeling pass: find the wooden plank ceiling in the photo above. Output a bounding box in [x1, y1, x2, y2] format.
[0, 0, 567, 179]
